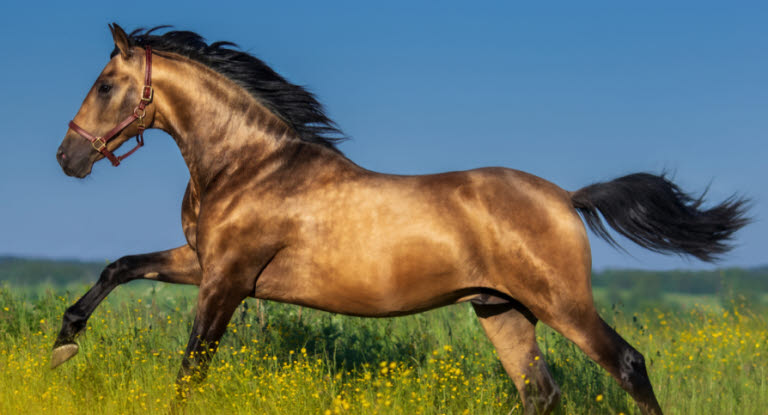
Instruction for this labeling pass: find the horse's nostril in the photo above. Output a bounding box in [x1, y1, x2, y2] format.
[56, 148, 68, 162]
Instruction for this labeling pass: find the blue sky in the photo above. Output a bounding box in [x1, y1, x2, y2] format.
[0, 2, 765, 270]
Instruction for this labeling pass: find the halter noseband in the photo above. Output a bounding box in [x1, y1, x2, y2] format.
[68, 47, 153, 167]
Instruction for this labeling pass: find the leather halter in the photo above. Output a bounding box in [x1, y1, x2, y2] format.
[68, 47, 153, 167]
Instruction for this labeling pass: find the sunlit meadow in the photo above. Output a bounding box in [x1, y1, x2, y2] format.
[0, 282, 765, 414]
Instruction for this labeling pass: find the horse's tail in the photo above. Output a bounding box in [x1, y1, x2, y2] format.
[570, 172, 750, 262]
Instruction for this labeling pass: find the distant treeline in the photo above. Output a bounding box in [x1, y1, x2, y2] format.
[0, 257, 104, 285]
[0, 256, 766, 295]
[593, 267, 768, 295]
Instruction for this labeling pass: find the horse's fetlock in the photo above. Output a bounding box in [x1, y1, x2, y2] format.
[62, 306, 87, 327]
[57, 312, 87, 343]
[633, 351, 646, 368]
[621, 348, 645, 370]
[549, 383, 562, 406]
[522, 375, 561, 415]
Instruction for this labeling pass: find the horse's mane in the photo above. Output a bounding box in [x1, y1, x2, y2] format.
[115, 26, 345, 151]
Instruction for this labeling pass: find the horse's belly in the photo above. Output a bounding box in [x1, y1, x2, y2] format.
[253, 281, 467, 317]
[251, 246, 473, 317]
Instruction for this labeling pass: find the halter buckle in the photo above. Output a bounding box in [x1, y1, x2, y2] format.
[141, 86, 154, 103]
[92, 138, 106, 152]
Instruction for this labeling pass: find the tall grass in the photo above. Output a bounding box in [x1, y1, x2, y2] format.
[0, 281, 765, 414]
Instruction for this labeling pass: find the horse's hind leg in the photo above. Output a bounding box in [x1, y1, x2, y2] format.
[542, 305, 663, 415]
[473, 302, 561, 415]
[51, 245, 202, 368]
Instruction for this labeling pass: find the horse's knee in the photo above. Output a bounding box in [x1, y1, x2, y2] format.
[99, 255, 140, 284]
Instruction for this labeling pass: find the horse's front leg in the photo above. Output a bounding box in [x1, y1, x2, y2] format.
[51, 245, 202, 368]
[174, 275, 251, 400]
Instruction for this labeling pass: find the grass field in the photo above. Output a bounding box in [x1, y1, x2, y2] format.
[0, 281, 765, 414]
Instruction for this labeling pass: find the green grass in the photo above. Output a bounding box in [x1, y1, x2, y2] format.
[0, 282, 765, 414]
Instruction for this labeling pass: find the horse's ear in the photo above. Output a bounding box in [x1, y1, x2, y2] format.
[109, 23, 133, 59]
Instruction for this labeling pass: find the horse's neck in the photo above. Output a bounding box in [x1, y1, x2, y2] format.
[151, 55, 297, 189]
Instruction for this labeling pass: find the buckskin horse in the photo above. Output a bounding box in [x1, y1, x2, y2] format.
[53, 24, 749, 415]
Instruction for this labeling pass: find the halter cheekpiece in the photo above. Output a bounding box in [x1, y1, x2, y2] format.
[68, 47, 153, 167]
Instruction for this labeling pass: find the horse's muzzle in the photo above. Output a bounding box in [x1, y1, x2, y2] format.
[57, 139, 93, 178]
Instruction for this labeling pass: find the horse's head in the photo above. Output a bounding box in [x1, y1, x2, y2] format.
[57, 23, 155, 178]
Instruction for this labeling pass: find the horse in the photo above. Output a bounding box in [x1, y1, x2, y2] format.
[53, 24, 749, 415]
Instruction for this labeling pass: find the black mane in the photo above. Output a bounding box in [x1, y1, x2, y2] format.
[116, 26, 345, 151]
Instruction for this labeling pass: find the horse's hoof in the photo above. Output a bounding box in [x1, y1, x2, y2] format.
[50, 343, 79, 369]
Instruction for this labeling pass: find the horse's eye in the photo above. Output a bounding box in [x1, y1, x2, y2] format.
[98, 84, 113, 95]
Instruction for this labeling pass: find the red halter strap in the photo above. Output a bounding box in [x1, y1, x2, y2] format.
[68, 47, 153, 167]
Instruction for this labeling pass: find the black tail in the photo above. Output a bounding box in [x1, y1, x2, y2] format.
[571, 173, 750, 262]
